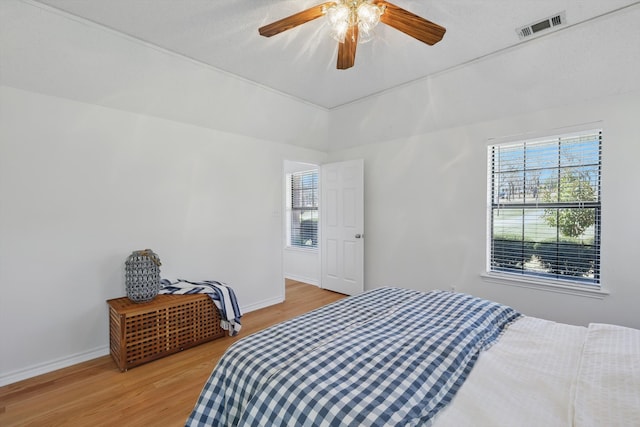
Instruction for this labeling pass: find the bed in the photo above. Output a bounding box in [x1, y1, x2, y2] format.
[185, 287, 640, 426]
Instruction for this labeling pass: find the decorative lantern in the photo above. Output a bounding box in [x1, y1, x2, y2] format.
[124, 249, 161, 303]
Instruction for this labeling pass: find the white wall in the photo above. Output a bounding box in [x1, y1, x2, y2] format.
[0, 86, 326, 385]
[0, 0, 327, 385]
[0, 0, 329, 151]
[328, 5, 640, 150]
[328, 90, 640, 330]
[323, 4, 640, 330]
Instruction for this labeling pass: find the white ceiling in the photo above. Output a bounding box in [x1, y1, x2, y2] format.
[32, 0, 640, 109]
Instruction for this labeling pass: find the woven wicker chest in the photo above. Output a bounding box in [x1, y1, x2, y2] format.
[107, 294, 225, 371]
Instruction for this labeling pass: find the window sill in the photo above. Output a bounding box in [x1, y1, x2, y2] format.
[284, 246, 318, 254]
[480, 272, 610, 299]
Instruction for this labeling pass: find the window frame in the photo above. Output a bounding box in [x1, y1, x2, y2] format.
[484, 127, 608, 298]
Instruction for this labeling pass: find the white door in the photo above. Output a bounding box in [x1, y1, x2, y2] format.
[321, 159, 364, 295]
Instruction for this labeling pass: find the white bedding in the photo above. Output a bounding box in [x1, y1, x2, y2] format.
[573, 323, 640, 427]
[433, 316, 640, 427]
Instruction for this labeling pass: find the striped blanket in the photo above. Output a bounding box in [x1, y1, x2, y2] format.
[159, 279, 242, 336]
[186, 287, 521, 426]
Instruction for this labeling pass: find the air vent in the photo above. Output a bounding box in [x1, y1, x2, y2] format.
[516, 11, 566, 40]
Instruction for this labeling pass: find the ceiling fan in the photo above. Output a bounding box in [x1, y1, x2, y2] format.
[258, 1, 446, 70]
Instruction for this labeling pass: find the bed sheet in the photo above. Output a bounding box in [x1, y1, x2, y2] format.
[434, 317, 640, 427]
[433, 316, 587, 427]
[573, 323, 640, 427]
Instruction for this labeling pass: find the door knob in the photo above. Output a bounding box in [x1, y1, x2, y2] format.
[355, 234, 362, 238]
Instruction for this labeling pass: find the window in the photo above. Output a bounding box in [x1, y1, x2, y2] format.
[488, 129, 602, 287]
[288, 169, 318, 248]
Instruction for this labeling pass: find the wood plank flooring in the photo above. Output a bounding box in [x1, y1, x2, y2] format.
[0, 280, 345, 426]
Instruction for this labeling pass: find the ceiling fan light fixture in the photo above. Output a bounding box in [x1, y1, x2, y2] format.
[326, 3, 351, 42]
[329, 21, 349, 43]
[357, 2, 383, 43]
[326, 0, 384, 44]
[258, 1, 445, 70]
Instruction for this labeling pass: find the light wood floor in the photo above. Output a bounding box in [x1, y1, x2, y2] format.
[0, 280, 345, 426]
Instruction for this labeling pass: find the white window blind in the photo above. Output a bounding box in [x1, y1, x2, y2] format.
[488, 129, 602, 286]
[290, 170, 318, 248]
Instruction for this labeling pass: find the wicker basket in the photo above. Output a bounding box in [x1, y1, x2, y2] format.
[125, 249, 161, 303]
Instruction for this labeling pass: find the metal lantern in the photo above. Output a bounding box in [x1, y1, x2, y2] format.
[125, 249, 161, 303]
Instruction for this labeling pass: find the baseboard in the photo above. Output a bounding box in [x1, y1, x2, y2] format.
[240, 295, 284, 314]
[0, 346, 110, 387]
[283, 274, 320, 287]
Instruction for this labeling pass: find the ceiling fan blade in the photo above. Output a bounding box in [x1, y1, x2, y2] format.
[259, 2, 334, 37]
[337, 25, 358, 70]
[376, 1, 446, 45]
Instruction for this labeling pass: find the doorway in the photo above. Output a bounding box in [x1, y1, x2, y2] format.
[283, 159, 364, 295]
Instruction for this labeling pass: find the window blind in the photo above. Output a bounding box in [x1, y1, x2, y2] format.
[290, 170, 318, 248]
[489, 130, 602, 286]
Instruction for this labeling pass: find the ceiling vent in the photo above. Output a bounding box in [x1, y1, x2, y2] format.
[516, 11, 566, 40]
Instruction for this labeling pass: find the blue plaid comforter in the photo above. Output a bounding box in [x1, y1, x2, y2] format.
[186, 287, 521, 426]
